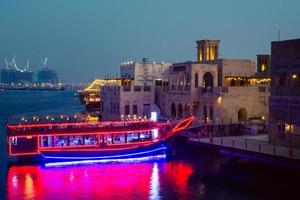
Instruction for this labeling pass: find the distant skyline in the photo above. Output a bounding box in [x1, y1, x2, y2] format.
[0, 0, 300, 82]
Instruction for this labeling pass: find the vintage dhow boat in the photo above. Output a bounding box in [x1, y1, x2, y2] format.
[6, 116, 194, 163]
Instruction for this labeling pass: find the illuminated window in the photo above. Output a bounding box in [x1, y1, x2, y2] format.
[261, 64, 266, 72]
[198, 48, 203, 61]
[206, 46, 210, 60]
[127, 132, 139, 143]
[210, 46, 215, 60]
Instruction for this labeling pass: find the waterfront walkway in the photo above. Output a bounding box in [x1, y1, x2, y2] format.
[189, 134, 300, 161]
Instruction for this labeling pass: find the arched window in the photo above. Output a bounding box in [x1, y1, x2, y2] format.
[184, 104, 190, 117]
[203, 72, 214, 88]
[238, 108, 247, 121]
[177, 103, 183, 118]
[171, 103, 176, 118]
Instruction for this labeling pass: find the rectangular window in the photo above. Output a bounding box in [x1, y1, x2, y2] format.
[133, 105, 138, 115]
[258, 86, 266, 92]
[134, 86, 142, 91]
[125, 105, 130, 115]
[144, 86, 151, 91]
[123, 85, 131, 92]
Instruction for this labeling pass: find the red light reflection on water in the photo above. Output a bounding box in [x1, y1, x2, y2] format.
[8, 162, 194, 200]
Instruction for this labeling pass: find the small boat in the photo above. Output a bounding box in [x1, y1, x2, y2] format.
[6, 116, 194, 164]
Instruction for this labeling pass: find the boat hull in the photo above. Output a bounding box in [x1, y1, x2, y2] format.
[40, 142, 168, 162]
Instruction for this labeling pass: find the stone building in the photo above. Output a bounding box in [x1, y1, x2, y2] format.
[156, 40, 270, 124]
[120, 58, 171, 86]
[269, 38, 300, 148]
[101, 59, 169, 120]
[100, 79, 156, 120]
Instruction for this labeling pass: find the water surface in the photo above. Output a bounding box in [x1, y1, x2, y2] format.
[1, 90, 299, 200]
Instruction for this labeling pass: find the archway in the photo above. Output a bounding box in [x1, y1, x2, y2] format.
[184, 104, 190, 117]
[238, 108, 247, 121]
[203, 72, 214, 92]
[192, 103, 199, 116]
[203, 72, 214, 88]
[177, 103, 183, 118]
[171, 103, 176, 118]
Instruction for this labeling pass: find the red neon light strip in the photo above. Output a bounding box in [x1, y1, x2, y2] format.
[38, 146, 140, 152]
[8, 137, 40, 156]
[8, 133, 160, 156]
[38, 144, 98, 149]
[106, 140, 158, 146]
[8, 128, 155, 137]
[10, 152, 40, 156]
[172, 116, 194, 132]
[164, 116, 195, 139]
[8, 117, 193, 157]
[7, 120, 158, 129]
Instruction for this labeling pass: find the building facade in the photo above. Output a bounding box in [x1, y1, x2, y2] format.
[101, 59, 171, 120]
[120, 58, 171, 86]
[156, 40, 270, 124]
[37, 69, 58, 84]
[269, 38, 300, 148]
[100, 79, 156, 120]
[1, 69, 34, 84]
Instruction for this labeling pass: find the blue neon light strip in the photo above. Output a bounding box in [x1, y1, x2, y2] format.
[44, 154, 167, 167]
[41, 146, 167, 160]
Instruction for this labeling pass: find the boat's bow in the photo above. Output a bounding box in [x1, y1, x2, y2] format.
[163, 116, 195, 140]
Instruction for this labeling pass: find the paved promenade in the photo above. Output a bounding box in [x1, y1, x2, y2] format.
[189, 134, 300, 161]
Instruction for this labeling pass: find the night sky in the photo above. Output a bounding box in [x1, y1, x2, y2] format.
[0, 0, 299, 82]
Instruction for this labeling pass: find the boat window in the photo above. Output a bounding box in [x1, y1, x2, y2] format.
[40, 135, 98, 147]
[127, 132, 139, 143]
[139, 131, 151, 140]
[113, 134, 126, 144]
[107, 134, 126, 144]
[11, 137, 18, 145]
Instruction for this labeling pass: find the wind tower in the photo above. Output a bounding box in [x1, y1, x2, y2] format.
[196, 40, 220, 62]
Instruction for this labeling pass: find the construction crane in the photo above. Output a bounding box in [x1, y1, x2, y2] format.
[4, 56, 30, 72]
[40, 57, 48, 69]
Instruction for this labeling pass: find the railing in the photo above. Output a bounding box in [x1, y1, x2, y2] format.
[194, 136, 300, 160]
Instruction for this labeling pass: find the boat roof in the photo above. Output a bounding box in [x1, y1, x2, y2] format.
[6, 114, 170, 137]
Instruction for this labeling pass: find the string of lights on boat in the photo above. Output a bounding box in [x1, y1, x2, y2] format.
[8, 113, 159, 124]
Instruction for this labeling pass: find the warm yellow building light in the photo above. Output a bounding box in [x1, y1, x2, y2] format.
[261, 64, 266, 72]
[199, 49, 203, 61]
[210, 47, 215, 60]
[292, 74, 297, 79]
[206, 46, 210, 61]
[285, 123, 292, 133]
[217, 96, 222, 104]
